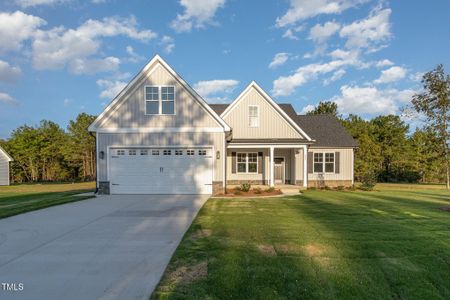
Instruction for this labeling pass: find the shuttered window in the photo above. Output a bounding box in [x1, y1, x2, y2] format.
[237, 152, 258, 173]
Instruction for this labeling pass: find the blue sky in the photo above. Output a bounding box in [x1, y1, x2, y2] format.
[0, 0, 449, 138]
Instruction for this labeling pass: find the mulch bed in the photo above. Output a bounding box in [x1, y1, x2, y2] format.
[214, 188, 282, 197]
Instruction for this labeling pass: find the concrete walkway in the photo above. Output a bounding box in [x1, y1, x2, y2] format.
[0, 194, 208, 300]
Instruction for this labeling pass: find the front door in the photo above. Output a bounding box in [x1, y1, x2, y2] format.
[274, 157, 285, 184]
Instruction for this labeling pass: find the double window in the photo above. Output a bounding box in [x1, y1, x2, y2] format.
[313, 152, 335, 173]
[145, 86, 175, 115]
[237, 152, 258, 173]
[248, 105, 259, 127]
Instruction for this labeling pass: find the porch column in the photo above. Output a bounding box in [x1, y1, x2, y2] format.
[303, 145, 308, 187]
[270, 146, 274, 187]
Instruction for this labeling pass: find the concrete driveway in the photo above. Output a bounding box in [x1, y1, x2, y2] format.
[0, 194, 208, 300]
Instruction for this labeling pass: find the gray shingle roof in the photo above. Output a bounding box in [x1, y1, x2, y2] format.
[208, 103, 357, 148]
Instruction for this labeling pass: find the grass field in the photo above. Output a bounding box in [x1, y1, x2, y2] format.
[152, 185, 450, 299]
[0, 182, 95, 219]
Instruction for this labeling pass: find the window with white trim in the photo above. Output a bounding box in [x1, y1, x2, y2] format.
[187, 150, 195, 156]
[140, 149, 148, 155]
[313, 152, 335, 173]
[129, 150, 136, 156]
[248, 105, 259, 127]
[152, 150, 160, 155]
[198, 150, 207, 156]
[145, 86, 175, 115]
[117, 149, 125, 155]
[175, 150, 183, 155]
[237, 152, 258, 173]
[163, 149, 171, 155]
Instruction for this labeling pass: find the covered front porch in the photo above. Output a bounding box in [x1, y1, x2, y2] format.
[225, 142, 309, 188]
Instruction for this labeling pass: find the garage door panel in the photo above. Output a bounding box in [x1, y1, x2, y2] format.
[109, 147, 213, 194]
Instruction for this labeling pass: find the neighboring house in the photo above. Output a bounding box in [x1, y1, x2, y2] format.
[89, 55, 357, 195]
[0, 146, 13, 186]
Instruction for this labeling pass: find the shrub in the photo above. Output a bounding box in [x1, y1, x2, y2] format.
[324, 186, 332, 190]
[265, 187, 275, 193]
[253, 187, 262, 194]
[361, 171, 377, 191]
[337, 185, 345, 191]
[307, 187, 317, 191]
[240, 183, 251, 192]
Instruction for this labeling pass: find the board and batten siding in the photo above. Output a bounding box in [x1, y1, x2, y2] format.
[223, 88, 304, 139]
[308, 148, 353, 181]
[0, 153, 10, 185]
[97, 132, 225, 182]
[99, 64, 220, 129]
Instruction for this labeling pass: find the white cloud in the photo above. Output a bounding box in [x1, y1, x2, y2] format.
[375, 59, 394, 68]
[171, 0, 226, 33]
[269, 53, 290, 69]
[328, 85, 416, 115]
[96, 79, 127, 99]
[323, 69, 346, 85]
[68, 56, 120, 75]
[193, 79, 239, 102]
[126, 45, 145, 63]
[409, 71, 424, 82]
[339, 7, 391, 51]
[272, 51, 362, 96]
[282, 25, 304, 40]
[276, 0, 365, 28]
[373, 66, 407, 84]
[32, 16, 156, 73]
[15, 0, 66, 7]
[309, 21, 341, 43]
[160, 36, 175, 53]
[63, 98, 72, 106]
[0, 92, 19, 106]
[300, 104, 315, 114]
[0, 11, 46, 53]
[0, 60, 22, 83]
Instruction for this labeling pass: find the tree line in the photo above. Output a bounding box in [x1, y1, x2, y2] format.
[0, 65, 448, 187]
[307, 64, 449, 188]
[0, 113, 96, 183]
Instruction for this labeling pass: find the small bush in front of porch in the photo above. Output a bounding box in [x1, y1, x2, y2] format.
[337, 185, 345, 191]
[265, 187, 275, 193]
[240, 183, 251, 192]
[253, 187, 262, 194]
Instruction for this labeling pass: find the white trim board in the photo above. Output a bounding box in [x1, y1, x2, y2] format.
[0, 146, 13, 161]
[96, 127, 225, 133]
[88, 54, 231, 132]
[221, 81, 313, 141]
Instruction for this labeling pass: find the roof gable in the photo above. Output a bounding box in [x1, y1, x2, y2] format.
[221, 82, 312, 141]
[89, 55, 230, 132]
[0, 146, 13, 161]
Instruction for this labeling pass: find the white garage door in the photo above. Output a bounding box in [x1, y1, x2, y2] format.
[109, 147, 213, 194]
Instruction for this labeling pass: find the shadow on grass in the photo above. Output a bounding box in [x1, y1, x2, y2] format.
[153, 191, 450, 299]
[0, 190, 94, 219]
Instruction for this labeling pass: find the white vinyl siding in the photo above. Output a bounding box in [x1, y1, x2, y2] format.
[99, 64, 220, 128]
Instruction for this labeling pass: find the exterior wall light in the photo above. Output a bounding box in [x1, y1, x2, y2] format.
[216, 150, 220, 159]
[99, 151, 105, 159]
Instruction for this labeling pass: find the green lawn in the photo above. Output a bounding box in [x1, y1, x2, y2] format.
[0, 182, 95, 219]
[152, 185, 450, 299]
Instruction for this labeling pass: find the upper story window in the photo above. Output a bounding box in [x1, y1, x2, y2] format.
[145, 86, 175, 115]
[313, 152, 335, 173]
[248, 105, 259, 127]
